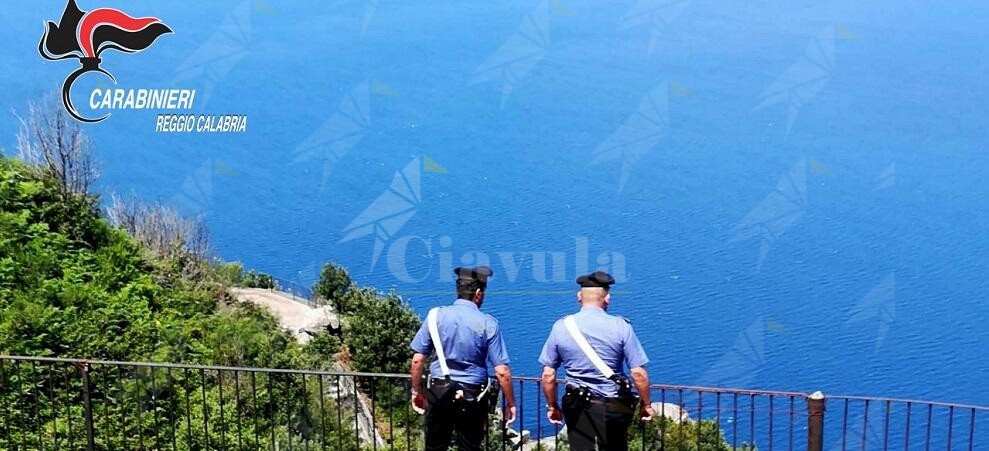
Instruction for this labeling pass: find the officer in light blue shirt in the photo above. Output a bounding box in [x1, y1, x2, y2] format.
[409, 266, 516, 451]
[539, 271, 654, 451]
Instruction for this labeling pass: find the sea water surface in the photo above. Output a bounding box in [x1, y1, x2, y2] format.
[1, 0, 988, 415]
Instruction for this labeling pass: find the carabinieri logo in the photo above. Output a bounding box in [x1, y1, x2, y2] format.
[39, 0, 172, 123]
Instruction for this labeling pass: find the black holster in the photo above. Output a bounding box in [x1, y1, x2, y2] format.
[562, 385, 592, 412]
[609, 374, 640, 411]
[462, 378, 499, 414]
[426, 378, 457, 406]
[428, 377, 499, 413]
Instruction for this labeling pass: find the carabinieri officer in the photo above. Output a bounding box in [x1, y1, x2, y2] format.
[538, 271, 654, 451]
[410, 266, 517, 451]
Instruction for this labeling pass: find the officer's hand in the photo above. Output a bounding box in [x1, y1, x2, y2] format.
[547, 406, 563, 425]
[638, 404, 654, 422]
[411, 391, 427, 415]
[503, 402, 517, 424]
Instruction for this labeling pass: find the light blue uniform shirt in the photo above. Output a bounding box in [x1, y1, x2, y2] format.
[410, 299, 510, 385]
[538, 306, 649, 397]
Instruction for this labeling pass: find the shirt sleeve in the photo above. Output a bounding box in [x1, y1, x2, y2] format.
[486, 317, 511, 366]
[410, 319, 433, 355]
[538, 323, 561, 368]
[623, 323, 649, 369]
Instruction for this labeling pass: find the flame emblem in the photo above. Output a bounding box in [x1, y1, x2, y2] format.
[39, 0, 172, 122]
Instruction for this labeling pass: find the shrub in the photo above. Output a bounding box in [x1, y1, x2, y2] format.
[313, 262, 353, 311]
[210, 260, 244, 286]
[302, 331, 343, 370]
[342, 291, 421, 374]
[243, 269, 277, 289]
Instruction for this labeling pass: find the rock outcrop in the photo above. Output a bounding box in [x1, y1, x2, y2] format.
[229, 287, 339, 344]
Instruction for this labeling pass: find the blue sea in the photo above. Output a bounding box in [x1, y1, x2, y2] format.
[2, 0, 987, 423]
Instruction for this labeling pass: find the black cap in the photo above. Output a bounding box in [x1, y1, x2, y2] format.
[454, 266, 495, 284]
[576, 271, 615, 289]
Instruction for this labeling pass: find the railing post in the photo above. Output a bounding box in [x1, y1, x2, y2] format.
[807, 390, 826, 451]
[78, 362, 96, 451]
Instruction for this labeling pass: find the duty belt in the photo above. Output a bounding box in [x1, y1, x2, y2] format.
[565, 385, 633, 410]
[430, 379, 482, 390]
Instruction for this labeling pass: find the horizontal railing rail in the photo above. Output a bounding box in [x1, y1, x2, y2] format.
[271, 277, 317, 307]
[0, 355, 985, 450]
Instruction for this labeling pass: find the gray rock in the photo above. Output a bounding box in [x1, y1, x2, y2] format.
[299, 306, 340, 334]
[652, 401, 691, 422]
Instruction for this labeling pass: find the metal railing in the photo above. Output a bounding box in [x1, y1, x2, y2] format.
[0, 355, 985, 450]
[271, 277, 318, 307]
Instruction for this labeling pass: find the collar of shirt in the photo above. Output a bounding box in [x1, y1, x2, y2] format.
[453, 299, 479, 310]
[579, 305, 605, 314]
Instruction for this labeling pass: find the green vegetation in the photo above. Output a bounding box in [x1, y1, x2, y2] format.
[2, 157, 217, 363]
[0, 98, 369, 449]
[343, 289, 420, 375]
[242, 269, 277, 289]
[308, 263, 425, 448]
[306, 263, 420, 376]
[0, 152, 362, 449]
[313, 262, 353, 312]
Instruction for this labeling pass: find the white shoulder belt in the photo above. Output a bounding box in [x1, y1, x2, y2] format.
[426, 307, 450, 377]
[563, 315, 614, 378]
